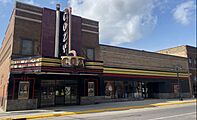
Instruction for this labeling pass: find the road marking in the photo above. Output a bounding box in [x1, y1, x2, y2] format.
[147, 112, 196, 120]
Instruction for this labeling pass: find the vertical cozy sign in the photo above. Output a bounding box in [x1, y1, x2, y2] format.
[62, 7, 72, 56]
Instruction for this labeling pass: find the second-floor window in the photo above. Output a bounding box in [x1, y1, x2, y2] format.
[194, 59, 196, 65]
[21, 39, 33, 55]
[188, 57, 192, 64]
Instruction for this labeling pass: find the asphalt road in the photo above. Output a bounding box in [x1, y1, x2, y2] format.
[36, 103, 196, 120]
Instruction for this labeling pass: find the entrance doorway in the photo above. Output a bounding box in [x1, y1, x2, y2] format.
[40, 80, 79, 107]
[55, 80, 78, 105]
[55, 86, 65, 105]
[55, 85, 78, 105]
[64, 85, 78, 104]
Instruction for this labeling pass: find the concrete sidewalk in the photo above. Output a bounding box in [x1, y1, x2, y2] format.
[0, 99, 196, 120]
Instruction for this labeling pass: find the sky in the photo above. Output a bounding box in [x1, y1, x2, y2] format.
[0, 0, 196, 51]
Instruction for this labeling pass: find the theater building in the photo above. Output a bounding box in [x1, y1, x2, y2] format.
[0, 2, 192, 111]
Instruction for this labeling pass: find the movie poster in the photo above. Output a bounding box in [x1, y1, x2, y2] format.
[88, 82, 95, 96]
[18, 81, 30, 99]
[173, 84, 179, 93]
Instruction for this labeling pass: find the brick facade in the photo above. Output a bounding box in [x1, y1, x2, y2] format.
[101, 45, 189, 73]
[158, 45, 197, 97]
[0, 8, 15, 110]
[0, 1, 194, 111]
[12, 2, 42, 58]
[158, 45, 188, 57]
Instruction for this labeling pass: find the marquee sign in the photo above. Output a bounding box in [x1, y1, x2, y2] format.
[61, 56, 85, 67]
[11, 57, 103, 74]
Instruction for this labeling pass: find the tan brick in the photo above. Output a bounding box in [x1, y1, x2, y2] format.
[100, 45, 189, 73]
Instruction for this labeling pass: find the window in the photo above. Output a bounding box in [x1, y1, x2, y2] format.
[194, 59, 196, 65]
[105, 81, 115, 98]
[105, 80, 140, 99]
[188, 57, 192, 64]
[114, 81, 125, 98]
[21, 39, 33, 55]
[194, 76, 197, 81]
[86, 48, 95, 60]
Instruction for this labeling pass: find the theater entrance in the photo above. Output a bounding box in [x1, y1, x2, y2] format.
[55, 86, 78, 105]
[40, 80, 79, 107]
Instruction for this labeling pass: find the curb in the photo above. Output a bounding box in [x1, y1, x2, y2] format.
[1, 100, 196, 120]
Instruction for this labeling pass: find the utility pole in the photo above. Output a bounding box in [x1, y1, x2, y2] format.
[175, 65, 183, 101]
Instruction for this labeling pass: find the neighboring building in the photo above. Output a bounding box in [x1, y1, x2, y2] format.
[158, 45, 197, 97]
[0, 2, 192, 111]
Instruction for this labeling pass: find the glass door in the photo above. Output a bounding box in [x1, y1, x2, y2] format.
[64, 86, 71, 104]
[53, 80, 79, 105]
[40, 80, 55, 107]
[55, 86, 65, 105]
[64, 85, 78, 104]
[70, 85, 78, 104]
[55, 80, 65, 105]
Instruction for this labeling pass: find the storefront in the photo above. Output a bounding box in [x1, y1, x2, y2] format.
[102, 67, 190, 100]
[40, 79, 79, 107]
[6, 56, 191, 111]
[103, 78, 189, 99]
[7, 74, 103, 110]
[7, 56, 103, 110]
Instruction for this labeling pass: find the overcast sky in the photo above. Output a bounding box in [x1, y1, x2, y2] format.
[0, 0, 196, 51]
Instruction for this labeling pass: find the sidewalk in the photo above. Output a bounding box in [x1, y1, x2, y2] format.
[0, 99, 196, 120]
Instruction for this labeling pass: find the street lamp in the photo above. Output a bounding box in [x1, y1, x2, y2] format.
[174, 65, 183, 101]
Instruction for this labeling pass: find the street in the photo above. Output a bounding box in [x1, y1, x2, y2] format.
[36, 103, 196, 120]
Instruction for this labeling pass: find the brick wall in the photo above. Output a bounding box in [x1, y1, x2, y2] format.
[12, 2, 42, 58]
[0, 8, 15, 111]
[157, 45, 188, 57]
[186, 46, 197, 96]
[41, 8, 56, 57]
[0, 2, 43, 110]
[100, 45, 189, 72]
[7, 99, 37, 111]
[157, 45, 197, 96]
[81, 18, 100, 60]
[70, 15, 82, 56]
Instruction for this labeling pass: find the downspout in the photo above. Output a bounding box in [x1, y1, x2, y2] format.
[54, 4, 60, 57]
